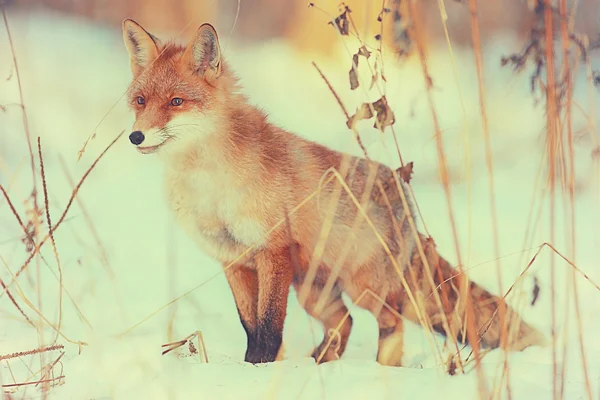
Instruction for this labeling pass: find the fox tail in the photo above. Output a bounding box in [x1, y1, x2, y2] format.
[399, 233, 547, 353]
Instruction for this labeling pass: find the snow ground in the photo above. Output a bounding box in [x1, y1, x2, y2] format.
[0, 8, 599, 400]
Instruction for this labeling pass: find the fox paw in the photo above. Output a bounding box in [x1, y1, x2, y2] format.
[244, 338, 284, 364]
[311, 335, 343, 364]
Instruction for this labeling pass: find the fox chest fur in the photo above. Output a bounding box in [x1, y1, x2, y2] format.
[164, 150, 269, 263]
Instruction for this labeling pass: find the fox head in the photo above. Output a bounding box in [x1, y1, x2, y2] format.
[122, 19, 234, 158]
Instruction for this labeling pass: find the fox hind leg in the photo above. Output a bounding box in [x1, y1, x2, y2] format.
[346, 273, 406, 367]
[293, 277, 353, 364]
[376, 307, 405, 367]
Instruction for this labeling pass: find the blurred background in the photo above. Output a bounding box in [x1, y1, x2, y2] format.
[6, 0, 600, 55]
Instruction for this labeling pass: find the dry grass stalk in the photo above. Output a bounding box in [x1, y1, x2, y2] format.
[0, 187, 34, 250]
[0, 345, 64, 362]
[37, 137, 65, 345]
[1, 5, 37, 198]
[557, 0, 592, 398]
[0, 276, 34, 328]
[460, 0, 512, 394]
[542, 5, 562, 396]
[2, 375, 64, 391]
[311, 62, 368, 155]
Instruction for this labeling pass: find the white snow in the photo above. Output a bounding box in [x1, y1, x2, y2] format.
[0, 7, 599, 400]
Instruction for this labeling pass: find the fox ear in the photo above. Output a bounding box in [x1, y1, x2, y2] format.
[122, 19, 160, 76]
[183, 23, 222, 82]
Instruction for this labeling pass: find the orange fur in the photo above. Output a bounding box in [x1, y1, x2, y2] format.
[122, 19, 546, 365]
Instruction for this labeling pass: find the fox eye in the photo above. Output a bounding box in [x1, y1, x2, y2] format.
[136, 96, 145, 105]
[170, 97, 184, 106]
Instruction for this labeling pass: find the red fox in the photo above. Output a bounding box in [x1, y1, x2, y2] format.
[122, 19, 546, 365]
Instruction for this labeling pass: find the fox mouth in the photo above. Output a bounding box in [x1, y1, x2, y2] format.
[136, 138, 172, 154]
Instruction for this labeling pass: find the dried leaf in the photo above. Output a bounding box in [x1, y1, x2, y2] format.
[531, 276, 540, 306]
[349, 56, 359, 90]
[329, 5, 351, 36]
[369, 72, 378, 90]
[371, 96, 395, 131]
[373, 161, 415, 205]
[370, 60, 379, 90]
[189, 341, 198, 355]
[447, 356, 457, 376]
[346, 96, 395, 131]
[357, 45, 371, 58]
[349, 70, 359, 90]
[377, 7, 391, 22]
[6, 65, 13, 81]
[397, 162, 414, 184]
[348, 46, 371, 91]
[346, 102, 373, 130]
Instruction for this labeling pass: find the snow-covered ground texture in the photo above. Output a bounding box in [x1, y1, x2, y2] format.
[1, 7, 599, 400]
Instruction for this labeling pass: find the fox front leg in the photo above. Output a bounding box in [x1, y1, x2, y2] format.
[224, 264, 260, 359]
[243, 247, 293, 363]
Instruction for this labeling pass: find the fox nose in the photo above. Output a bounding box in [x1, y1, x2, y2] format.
[129, 131, 145, 146]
